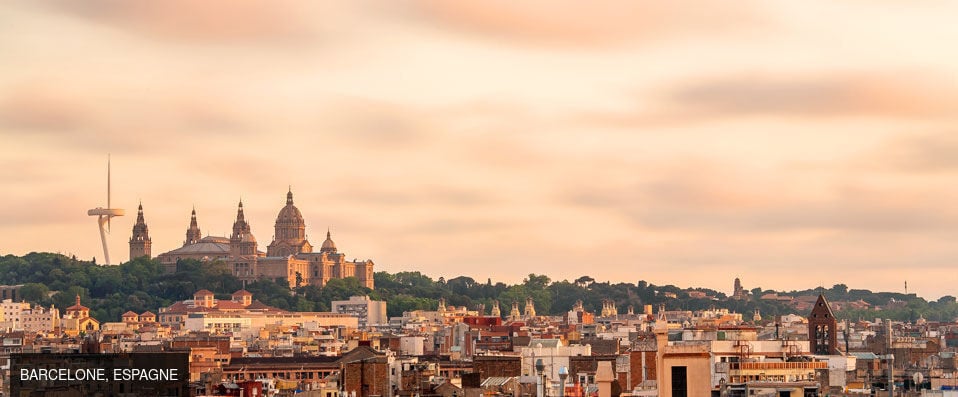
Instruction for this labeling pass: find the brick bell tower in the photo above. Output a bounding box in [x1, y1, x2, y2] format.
[808, 293, 838, 355]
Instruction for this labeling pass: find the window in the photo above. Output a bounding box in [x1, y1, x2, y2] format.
[671, 366, 688, 397]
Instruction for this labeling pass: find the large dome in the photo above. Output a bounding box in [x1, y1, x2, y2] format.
[267, 189, 311, 256]
[275, 190, 304, 225]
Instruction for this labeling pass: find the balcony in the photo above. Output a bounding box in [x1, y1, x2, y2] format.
[729, 361, 827, 371]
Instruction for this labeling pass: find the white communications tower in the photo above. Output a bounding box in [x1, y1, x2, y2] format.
[87, 156, 124, 265]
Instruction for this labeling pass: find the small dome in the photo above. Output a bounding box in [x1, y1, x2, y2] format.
[320, 230, 337, 253]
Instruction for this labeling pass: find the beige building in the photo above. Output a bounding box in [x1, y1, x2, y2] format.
[660, 324, 825, 395]
[21, 305, 60, 333]
[184, 311, 358, 337]
[158, 289, 357, 334]
[331, 295, 387, 328]
[654, 314, 713, 397]
[143, 190, 375, 289]
[519, 339, 592, 381]
[2, 300, 72, 334]
[0, 299, 30, 331]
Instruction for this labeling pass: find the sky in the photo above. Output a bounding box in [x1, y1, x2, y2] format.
[1, 1, 957, 300]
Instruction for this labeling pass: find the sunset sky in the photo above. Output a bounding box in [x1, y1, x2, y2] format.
[2, 1, 957, 299]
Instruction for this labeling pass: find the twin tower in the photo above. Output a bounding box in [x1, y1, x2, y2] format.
[129, 189, 375, 289]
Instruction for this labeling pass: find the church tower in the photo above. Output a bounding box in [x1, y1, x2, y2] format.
[230, 201, 257, 256]
[267, 189, 313, 257]
[185, 207, 202, 246]
[128, 202, 151, 260]
[808, 293, 838, 355]
[230, 201, 258, 281]
[510, 301, 521, 321]
[524, 297, 536, 318]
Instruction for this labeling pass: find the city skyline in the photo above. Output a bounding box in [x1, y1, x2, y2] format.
[2, 2, 958, 299]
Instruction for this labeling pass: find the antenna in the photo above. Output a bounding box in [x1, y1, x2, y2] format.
[107, 154, 112, 232]
[87, 156, 125, 265]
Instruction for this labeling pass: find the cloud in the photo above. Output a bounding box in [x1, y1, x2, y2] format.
[180, 155, 288, 189]
[566, 162, 958, 233]
[315, 98, 429, 149]
[577, 73, 958, 129]
[39, 0, 328, 44]
[0, 82, 255, 153]
[409, 218, 511, 234]
[665, 73, 958, 120]
[0, 193, 86, 227]
[172, 96, 251, 134]
[320, 185, 498, 208]
[406, 1, 766, 47]
[866, 133, 958, 173]
[0, 87, 92, 133]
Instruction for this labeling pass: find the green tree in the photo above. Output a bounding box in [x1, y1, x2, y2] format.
[575, 276, 595, 288]
[53, 286, 89, 309]
[524, 274, 551, 291]
[19, 283, 50, 304]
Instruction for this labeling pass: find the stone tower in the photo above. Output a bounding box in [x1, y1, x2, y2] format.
[601, 299, 618, 317]
[267, 189, 312, 257]
[490, 300, 501, 318]
[128, 202, 151, 260]
[230, 201, 258, 257]
[229, 201, 259, 282]
[185, 207, 202, 246]
[732, 277, 747, 300]
[524, 297, 536, 318]
[808, 293, 838, 355]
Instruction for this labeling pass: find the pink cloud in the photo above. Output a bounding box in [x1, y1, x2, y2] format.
[0, 86, 92, 132]
[573, 72, 958, 129]
[42, 0, 326, 43]
[669, 73, 958, 118]
[408, 0, 766, 47]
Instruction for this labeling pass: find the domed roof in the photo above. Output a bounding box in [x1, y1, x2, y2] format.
[199, 236, 230, 244]
[320, 230, 337, 253]
[268, 188, 311, 256]
[168, 239, 231, 255]
[276, 189, 304, 224]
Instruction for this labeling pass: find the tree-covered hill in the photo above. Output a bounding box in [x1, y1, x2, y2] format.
[1, 252, 955, 322]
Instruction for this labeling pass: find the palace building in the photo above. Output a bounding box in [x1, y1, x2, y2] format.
[133, 189, 374, 289]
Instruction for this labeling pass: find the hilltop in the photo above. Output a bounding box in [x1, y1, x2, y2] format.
[1, 252, 955, 322]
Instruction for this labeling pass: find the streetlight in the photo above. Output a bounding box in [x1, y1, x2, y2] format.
[558, 366, 568, 397]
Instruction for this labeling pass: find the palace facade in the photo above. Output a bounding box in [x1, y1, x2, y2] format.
[131, 190, 374, 289]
